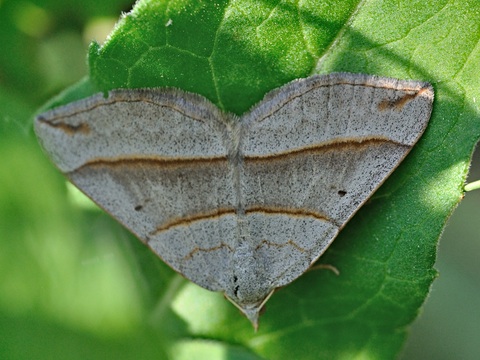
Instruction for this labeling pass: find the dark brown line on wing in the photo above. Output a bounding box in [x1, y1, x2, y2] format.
[70, 155, 228, 172]
[37, 117, 90, 135]
[149, 208, 237, 236]
[69, 137, 408, 173]
[245, 206, 333, 224]
[255, 81, 431, 123]
[244, 137, 410, 162]
[150, 206, 336, 237]
[41, 96, 213, 124]
[254, 239, 306, 252]
[183, 242, 235, 260]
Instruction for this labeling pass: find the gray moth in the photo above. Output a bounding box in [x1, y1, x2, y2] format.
[35, 73, 434, 328]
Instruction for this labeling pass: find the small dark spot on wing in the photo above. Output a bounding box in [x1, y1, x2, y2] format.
[233, 275, 239, 296]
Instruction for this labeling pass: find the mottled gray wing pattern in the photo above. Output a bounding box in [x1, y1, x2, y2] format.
[35, 89, 239, 292]
[239, 73, 433, 291]
[35, 73, 434, 328]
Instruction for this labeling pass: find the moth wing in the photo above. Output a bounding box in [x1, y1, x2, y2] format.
[240, 73, 434, 287]
[35, 89, 237, 291]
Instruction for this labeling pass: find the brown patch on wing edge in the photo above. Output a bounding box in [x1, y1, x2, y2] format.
[378, 91, 422, 111]
[37, 117, 90, 135]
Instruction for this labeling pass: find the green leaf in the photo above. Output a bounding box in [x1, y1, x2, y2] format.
[7, 0, 480, 359]
[87, 0, 360, 114]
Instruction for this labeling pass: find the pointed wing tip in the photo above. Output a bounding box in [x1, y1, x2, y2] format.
[422, 84, 435, 102]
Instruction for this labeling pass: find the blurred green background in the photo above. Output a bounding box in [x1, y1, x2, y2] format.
[0, 0, 478, 359]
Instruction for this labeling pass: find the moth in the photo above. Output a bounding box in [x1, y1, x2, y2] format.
[35, 73, 434, 329]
